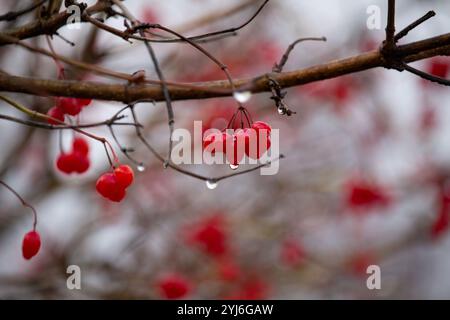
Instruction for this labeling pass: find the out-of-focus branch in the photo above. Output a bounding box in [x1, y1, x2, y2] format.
[0, 2, 110, 45]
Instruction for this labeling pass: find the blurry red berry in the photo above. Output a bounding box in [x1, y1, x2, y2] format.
[251, 121, 272, 135]
[114, 165, 134, 188]
[203, 131, 227, 155]
[188, 215, 228, 257]
[57, 97, 82, 116]
[72, 152, 90, 174]
[76, 98, 92, 107]
[56, 153, 76, 174]
[47, 106, 65, 125]
[431, 185, 450, 238]
[225, 130, 247, 166]
[349, 252, 376, 276]
[157, 274, 191, 300]
[345, 178, 391, 211]
[22, 230, 41, 260]
[56, 152, 89, 174]
[72, 137, 89, 156]
[245, 127, 271, 160]
[96, 173, 126, 202]
[281, 240, 305, 267]
[427, 58, 449, 78]
[217, 259, 241, 282]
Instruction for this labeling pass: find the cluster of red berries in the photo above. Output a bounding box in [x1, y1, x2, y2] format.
[56, 137, 90, 174]
[203, 120, 272, 166]
[96, 165, 134, 202]
[47, 97, 92, 124]
[22, 230, 41, 260]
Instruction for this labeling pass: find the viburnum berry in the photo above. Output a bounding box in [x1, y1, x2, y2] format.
[56, 153, 77, 174]
[349, 252, 376, 276]
[72, 137, 89, 156]
[427, 58, 450, 78]
[217, 258, 241, 282]
[56, 151, 90, 174]
[431, 185, 450, 239]
[114, 165, 134, 189]
[203, 131, 228, 155]
[344, 178, 391, 212]
[76, 98, 92, 108]
[57, 97, 82, 116]
[245, 127, 271, 160]
[47, 106, 65, 125]
[186, 215, 229, 257]
[56, 136, 91, 175]
[225, 129, 247, 166]
[96, 172, 126, 202]
[157, 274, 191, 299]
[22, 230, 41, 260]
[251, 121, 272, 134]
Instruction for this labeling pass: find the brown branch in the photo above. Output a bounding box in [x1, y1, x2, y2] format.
[1, 32, 449, 103]
[0, 2, 110, 45]
[384, 0, 396, 51]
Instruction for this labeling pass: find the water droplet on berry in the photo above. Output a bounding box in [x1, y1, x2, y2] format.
[206, 180, 218, 190]
[229, 164, 239, 170]
[137, 163, 146, 172]
[233, 91, 252, 103]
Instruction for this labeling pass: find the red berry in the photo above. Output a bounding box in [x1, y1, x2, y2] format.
[245, 128, 271, 160]
[428, 58, 449, 78]
[431, 186, 450, 238]
[72, 137, 89, 156]
[251, 121, 272, 134]
[22, 230, 41, 260]
[96, 173, 126, 202]
[76, 98, 92, 107]
[56, 153, 77, 174]
[188, 215, 228, 257]
[57, 97, 82, 116]
[157, 274, 191, 299]
[73, 152, 90, 174]
[114, 165, 134, 188]
[217, 259, 241, 282]
[345, 178, 391, 211]
[225, 130, 247, 166]
[47, 106, 65, 125]
[203, 131, 227, 155]
[349, 252, 376, 276]
[56, 152, 90, 174]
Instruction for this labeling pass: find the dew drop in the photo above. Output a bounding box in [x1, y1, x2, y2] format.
[233, 91, 252, 103]
[206, 180, 218, 190]
[137, 163, 146, 172]
[230, 164, 239, 170]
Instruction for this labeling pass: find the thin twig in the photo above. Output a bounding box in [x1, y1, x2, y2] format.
[0, 180, 37, 230]
[0, 0, 48, 22]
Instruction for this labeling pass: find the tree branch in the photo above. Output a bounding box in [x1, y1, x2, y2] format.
[1, 33, 449, 103]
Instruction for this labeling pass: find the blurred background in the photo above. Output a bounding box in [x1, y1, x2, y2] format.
[1, 0, 450, 299]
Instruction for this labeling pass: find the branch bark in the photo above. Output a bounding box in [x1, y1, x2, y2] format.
[0, 32, 449, 103]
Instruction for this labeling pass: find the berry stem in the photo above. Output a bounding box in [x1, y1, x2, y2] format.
[0, 180, 37, 230]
